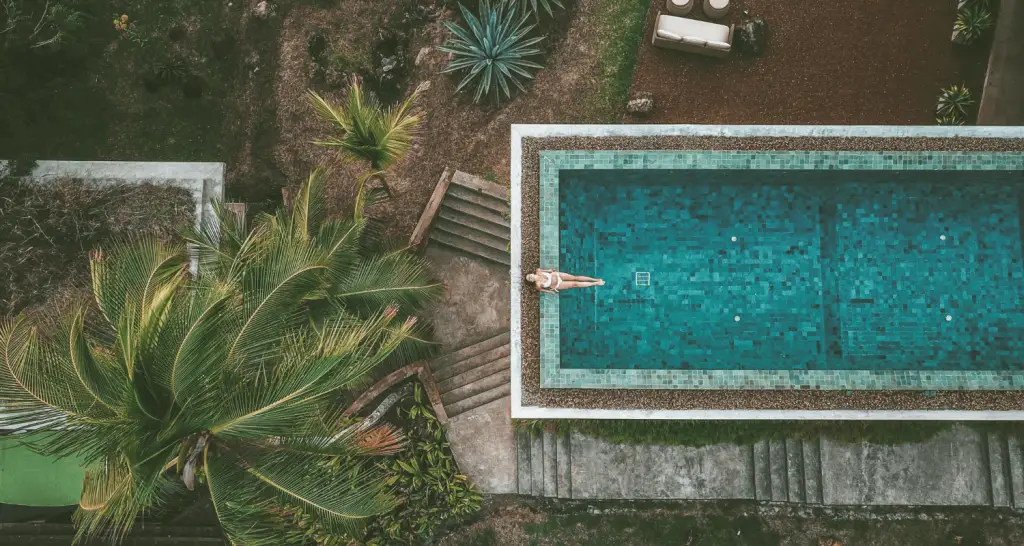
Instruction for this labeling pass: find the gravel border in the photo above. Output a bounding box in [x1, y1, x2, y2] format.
[519, 135, 1024, 412]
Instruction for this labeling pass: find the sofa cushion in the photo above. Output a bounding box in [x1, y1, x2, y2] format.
[656, 29, 683, 41]
[681, 36, 707, 46]
[705, 40, 731, 50]
[656, 13, 731, 43]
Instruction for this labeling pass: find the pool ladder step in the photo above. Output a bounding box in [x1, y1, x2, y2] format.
[428, 170, 511, 267]
[516, 427, 572, 498]
[427, 331, 511, 419]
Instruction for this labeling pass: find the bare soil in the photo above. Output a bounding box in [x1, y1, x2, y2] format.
[629, 0, 992, 124]
[270, 0, 624, 237]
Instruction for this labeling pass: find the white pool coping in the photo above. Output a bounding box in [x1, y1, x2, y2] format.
[509, 124, 1024, 421]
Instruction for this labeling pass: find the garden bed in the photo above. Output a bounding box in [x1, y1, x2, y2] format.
[627, 0, 993, 124]
[0, 176, 194, 316]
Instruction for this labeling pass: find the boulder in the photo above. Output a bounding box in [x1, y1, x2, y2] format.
[626, 92, 655, 117]
[735, 15, 768, 56]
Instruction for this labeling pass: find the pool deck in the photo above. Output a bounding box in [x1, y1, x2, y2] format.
[511, 125, 1024, 420]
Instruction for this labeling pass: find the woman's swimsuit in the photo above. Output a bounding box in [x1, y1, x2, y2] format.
[541, 272, 563, 289]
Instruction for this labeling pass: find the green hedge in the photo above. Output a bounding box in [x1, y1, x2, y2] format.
[516, 419, 1024, 447]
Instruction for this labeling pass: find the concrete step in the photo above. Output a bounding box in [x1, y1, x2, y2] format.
[1009, 434, 1024, 508]
[451, 170, 510, 202]
[429, 331, 510, 372]
[442, 368, 511, 406]
[440, 198, 510, 228]
[753, 440, 771, 502]
[434, 217, 510, 251]
[769, 439, 789, 502]
[786, 438, 805, 503]
[430, 228, 511, 266]
[438, 356, 509, 394]
[988, 431, 1012, 507]
[543, 430, 558, 497]
[438, 206, 511, 240]
[434, 344, 511, 383]
[444, 382, 510, 419]
[531, 429, 544, 498]
[803, 438, 823, 504]
[447, 182, 510, 214]
[517, 427, 533, 495]
[556, 432, 572, 499]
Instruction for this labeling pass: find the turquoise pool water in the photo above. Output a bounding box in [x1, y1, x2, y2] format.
[555, 166, 1024, 376]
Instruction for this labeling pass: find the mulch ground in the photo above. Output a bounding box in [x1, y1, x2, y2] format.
[629, 0, 993, 124]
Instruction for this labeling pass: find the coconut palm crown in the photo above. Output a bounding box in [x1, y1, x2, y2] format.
[0, 169, 443, 544]
[308, 79, 422, 197]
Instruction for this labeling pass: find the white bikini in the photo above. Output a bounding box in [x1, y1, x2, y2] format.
[541, 271, 563, 289]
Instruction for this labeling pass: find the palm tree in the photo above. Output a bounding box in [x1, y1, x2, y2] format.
[0, 169, 443, 544]
[307, 77, 422, 198]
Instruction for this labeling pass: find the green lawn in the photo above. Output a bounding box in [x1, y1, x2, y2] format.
[445, 501, 1024, 546]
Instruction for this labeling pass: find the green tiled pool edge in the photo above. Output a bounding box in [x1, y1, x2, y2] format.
[539, 150, 1024, 390]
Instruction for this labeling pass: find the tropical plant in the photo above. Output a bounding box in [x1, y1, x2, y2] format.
[286, 384, 482, 546]
[936, 112, 965, 126]
[154, 58, 188, 84]
[936, 84, 974, 119]
[439, 0, 545, 104]
[510, 0, 565, 20]
[953, 3, 994, 45]
[0, 169, 443, 545]
[308, 78, 422, 198]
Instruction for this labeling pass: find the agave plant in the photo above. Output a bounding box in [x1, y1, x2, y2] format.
[439, 0, 545, 104]
[308, 78, 422, 197]
[953, 4, 994, 45]
[510, 0, 565, 19]
[0, 169, 442, 544]
[936, 84, 974, 118]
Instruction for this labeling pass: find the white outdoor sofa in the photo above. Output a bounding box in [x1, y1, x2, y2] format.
[651, 11, 734, 58]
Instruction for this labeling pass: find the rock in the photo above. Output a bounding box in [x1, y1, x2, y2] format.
[626, 92, 654, 116]
[415, 46, 431, 66]
[252, 0, 270, 19]
[735, 15, 768, 56]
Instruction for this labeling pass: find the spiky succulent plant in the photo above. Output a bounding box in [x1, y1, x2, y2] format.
[936, 112, 965, 126]
[953, 4, 994, 45]
[936, 84, 974, 119]
[439, 0, 545, 104]
[510, 0, 565, 19]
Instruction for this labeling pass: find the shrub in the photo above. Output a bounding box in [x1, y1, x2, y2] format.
[289, 384, 482, 546]
[936, 112, 965, 126]
[936, 84, 974, 119]
[518, 419, 955, 447]
[953, 3, 994, 45]
[439, 0, 545, 104]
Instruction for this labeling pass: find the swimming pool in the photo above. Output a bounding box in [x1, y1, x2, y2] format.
[539, 150, 1024, 390]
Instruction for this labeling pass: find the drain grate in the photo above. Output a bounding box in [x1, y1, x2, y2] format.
[635, 271, 650, 286]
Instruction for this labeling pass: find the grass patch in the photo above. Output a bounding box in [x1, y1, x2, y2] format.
[517, 419, 965, 447]
[591, 0, 650, 121]
[0, 177, 194, 316]
[443, 501, 1022, 546]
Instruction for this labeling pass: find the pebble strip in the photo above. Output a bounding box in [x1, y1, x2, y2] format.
[519, 135, 1024, 411]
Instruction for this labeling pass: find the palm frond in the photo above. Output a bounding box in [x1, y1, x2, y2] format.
[332, 253, 444, 314]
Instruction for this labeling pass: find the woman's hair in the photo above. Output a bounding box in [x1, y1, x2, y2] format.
[525, 273, 537, 282]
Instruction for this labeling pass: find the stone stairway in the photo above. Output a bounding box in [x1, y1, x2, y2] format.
[516, 427, 572, 498]
[428, 171, 511, 266]
[428, 331, 510, 419]
[753, 438, 824, 504]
